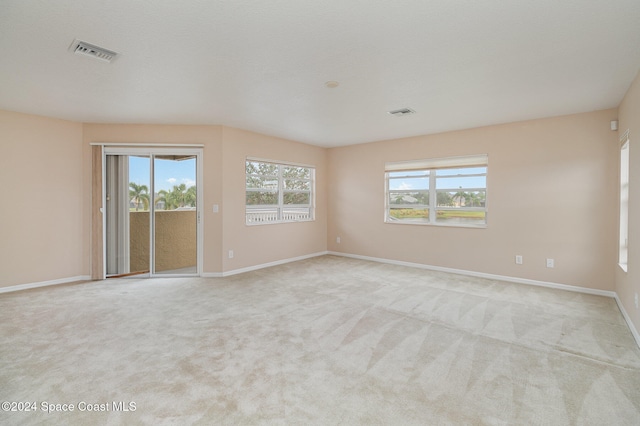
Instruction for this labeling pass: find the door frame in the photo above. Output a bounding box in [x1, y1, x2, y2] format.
[92, 144, 204, 279]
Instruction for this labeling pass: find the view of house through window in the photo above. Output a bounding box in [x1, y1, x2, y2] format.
[246, 159, 315, 224]
[385, 155, 488, 227]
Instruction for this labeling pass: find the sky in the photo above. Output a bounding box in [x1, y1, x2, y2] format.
[388, 167, 486, 191]
[129, 156, 196, 193]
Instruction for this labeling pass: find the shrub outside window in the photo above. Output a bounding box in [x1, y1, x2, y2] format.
[385, 155, 488, 227]
[246, 159, 314, 225]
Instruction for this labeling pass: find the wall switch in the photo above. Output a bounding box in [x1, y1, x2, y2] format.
[546, 258, 554, 268]
[336, 236, 341, 244]
[515, 255, 523, 265]
[228, 250, 234, 259]
[213, 204, 219, 213]
[635, 293, 638, 309]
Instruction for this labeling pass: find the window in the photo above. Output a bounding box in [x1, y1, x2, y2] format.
[385, 155, 488, 227]
[619, 131, 630, 271]
[246, 159, 315, 224]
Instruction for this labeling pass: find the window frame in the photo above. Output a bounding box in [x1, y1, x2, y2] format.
[619, 131, 630, 272]
[385, 155, 488, 228]
[245, 158, 315, 225]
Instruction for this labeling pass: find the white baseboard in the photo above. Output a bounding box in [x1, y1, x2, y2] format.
[0, 276, 91, 294]
[327, 251, 616, 298]
[201, 272, 223, 278]
[202, 251, 329, 278]
[614, 294, 640, 348]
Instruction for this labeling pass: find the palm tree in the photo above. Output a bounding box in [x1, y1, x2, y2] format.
[157, 188, 178, 210]
[172, 183, 188, 207]
[185, 185, 197, 207]
[157, 184, 196, 210]
[468, 192, 484, 207]
[129, 182, 150, 211]
[453, 189, 468, 207]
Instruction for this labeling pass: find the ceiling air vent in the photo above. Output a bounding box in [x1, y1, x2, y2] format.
[69, 39, 119, 63]
[388, 108, 416, 116]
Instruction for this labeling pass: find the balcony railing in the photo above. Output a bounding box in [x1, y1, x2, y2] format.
[246, 207, 312, 224]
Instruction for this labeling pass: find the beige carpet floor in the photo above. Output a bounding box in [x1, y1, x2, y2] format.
[1, 255, 639, 425]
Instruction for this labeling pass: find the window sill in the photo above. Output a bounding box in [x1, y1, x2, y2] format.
[619, 263, 628, 273]
[384, 220, 487, 229]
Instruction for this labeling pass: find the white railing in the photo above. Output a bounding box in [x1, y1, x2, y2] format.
[246, 210, 279, 223]
[246, 208, 311, 224]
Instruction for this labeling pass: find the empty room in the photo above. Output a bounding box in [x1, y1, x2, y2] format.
[1, 1, 640, 424]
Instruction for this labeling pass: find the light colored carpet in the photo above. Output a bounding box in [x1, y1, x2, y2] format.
[1, 255, 639, 425]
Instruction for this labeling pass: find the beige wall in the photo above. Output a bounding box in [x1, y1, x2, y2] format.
[617, 70, 640, 333]
[221, 126, 328, 271]
[80, 123, 327, 276]
[0, 110, 84, 287]
[327, 110, 619, 291]
[0, 105, 627, 303]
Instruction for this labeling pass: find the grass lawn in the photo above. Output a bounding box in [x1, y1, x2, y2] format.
[389, 209, 485, 220]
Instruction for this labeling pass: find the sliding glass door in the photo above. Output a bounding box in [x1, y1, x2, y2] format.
[153, 155, 197, 275]
[104, 147, 202, 278]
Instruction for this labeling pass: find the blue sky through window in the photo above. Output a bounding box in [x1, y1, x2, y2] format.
[389, 167, 486, 191]
[129, 156, 196, 192]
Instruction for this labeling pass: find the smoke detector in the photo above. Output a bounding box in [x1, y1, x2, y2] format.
[388, 108, 416, 116]
[69, 39, 119, 63]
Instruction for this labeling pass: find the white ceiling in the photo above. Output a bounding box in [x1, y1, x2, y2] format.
[1, 1, 639, 147]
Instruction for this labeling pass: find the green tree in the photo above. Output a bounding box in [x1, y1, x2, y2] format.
[157, 184, 196, 210]
[129, 182, 150, 211]
[246, 162, 279, 206]
[468, 191, 484, 207]
[453, 189, 470, 207]
[185, 185, 197, 207]
[437, 191, 453, 207]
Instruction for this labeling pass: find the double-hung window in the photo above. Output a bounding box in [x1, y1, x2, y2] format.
[385, 154, 488, 227]
[246, 159, 315, 224]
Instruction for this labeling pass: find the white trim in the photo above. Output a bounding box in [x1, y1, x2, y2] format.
[327, 251, 616, 298]
[619, 129, 630, 144]
[245, 159, 316, 225]
[385, 154, 488, 171]
[103, 147, 204, 278]
[212, 251, 329, 277]
[101, 145, 106, 279]
[196, 152, 204, 276]
[201, 272, 224, 278]
[91, 142, 204, 147]
[0, 276, 91, 294]
[246, 156, 315, 169]
[614, 294, 640, 348]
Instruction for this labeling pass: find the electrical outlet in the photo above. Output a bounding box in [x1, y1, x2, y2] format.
[515, 255, 523, 265]
[228, 250, 234, 259]
[546, 258, 554, 268]
[336, 236, 341, 244]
